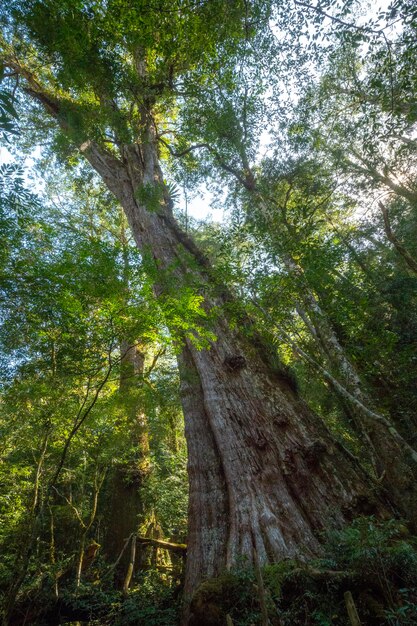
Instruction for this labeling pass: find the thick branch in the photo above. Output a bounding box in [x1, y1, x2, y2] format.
[158, 137, 256, 191]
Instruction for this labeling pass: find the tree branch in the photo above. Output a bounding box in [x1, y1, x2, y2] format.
[136, 536, 187, 554]
[158, 136, 256, 191]
[379, 201, 417, 276]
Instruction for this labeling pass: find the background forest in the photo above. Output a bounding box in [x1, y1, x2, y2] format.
[1, 0, 417, 625]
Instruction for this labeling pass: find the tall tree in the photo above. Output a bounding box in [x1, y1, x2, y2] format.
[0, 1, 394, 613]
[170, 29, 417, 521]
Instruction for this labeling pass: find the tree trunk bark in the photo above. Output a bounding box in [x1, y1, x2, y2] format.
[179, 312, 389, 602]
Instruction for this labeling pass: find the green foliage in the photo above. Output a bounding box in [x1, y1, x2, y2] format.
[143, 445, 188, 540]
[135, 182, 165, 213]
[322, 517, 417, 584]
[52, 571, 180, 626]
[0, 90, 18, 138]
[112, 572, 180, 626]
[0, 64, 19, 139]
[0, 159, 188, 623]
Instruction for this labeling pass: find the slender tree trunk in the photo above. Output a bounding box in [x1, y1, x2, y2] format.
[282, 254, 417, 509]
[76, 468, 105, 587]
[101, 340, 150, 581]
[295, 299, 381, 465]
[123, 535, 137, 596]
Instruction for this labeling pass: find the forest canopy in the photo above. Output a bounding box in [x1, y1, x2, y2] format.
[1, 1, 417, 625]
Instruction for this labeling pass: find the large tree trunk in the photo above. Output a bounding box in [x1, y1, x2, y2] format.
[178, 316, 393, 600]
[79, 133, 393, 605]
[178, 345, 229, 591]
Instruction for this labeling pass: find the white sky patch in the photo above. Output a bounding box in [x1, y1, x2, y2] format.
[0, 144, 43, 178]
[0, 146, 13, 164]
[180, 178, 227, 222]
[185, 191, 224, 223]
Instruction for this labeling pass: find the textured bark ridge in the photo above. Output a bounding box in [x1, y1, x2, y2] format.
[178, 345, 229, 593]
[79, 132, 389, 607]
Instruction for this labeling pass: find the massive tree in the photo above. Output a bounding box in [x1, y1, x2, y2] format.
[169, 2, 417, 522]
[175, 122, 417, 518]
[0, 0, 397, 613]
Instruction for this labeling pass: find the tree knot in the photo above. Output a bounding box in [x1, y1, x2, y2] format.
[304, 439, 327, 466]
[223, 354, 247, 372]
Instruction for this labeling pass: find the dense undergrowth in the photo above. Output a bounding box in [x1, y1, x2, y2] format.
[6, 518, 417, 626]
